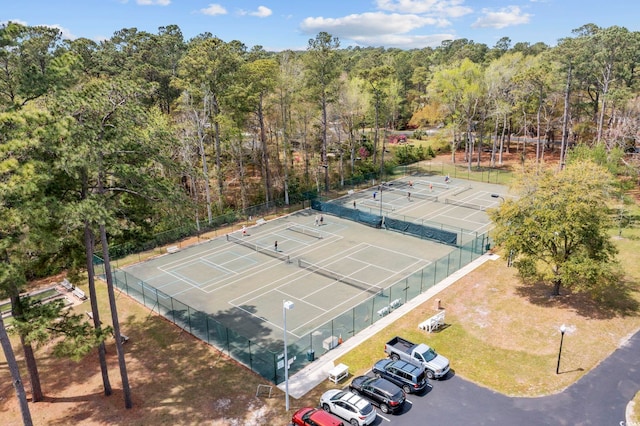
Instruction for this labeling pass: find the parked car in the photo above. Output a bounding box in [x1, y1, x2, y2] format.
[384, 336, 450, 379]
[291, 407, 344, 426]
[320, 389, 377, 426]
[372, 359, 429, 394]
[348, 375, 405, 414]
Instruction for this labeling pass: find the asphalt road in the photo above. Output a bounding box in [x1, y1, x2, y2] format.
[364, 329, 640, 425]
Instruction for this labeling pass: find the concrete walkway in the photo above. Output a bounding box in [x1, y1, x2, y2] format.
[279, 252, 499, 399]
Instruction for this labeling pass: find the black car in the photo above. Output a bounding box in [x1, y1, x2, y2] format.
[348, 376, 406, 414]
[372, 359, 429, 394]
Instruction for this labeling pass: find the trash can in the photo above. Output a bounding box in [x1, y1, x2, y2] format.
[307, 349, 315, 362]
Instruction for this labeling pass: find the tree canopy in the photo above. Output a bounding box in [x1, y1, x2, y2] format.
[488, 160, 622, 298]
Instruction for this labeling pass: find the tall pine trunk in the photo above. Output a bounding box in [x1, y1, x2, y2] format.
[559, 62, 572, 170]
[99, 225, 132, 409]
[11, 296, 43, 403]
[0, 317, 33, 426]
[84, 223, 112, 396]
[258, 93, 272, 203]
[96, 159, 132, 408]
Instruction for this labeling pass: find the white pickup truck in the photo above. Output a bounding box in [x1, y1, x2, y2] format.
[384, 336, 450, 379]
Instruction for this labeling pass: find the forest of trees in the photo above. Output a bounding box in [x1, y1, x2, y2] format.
[2, 20, 640, 422]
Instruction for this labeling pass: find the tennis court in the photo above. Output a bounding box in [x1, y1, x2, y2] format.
[116, 175, 501, 384]
[120, 180, 499, 343]
[343, 174, 506, 244]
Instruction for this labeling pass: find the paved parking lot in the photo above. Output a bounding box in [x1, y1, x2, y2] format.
[342, 328, 640, 425]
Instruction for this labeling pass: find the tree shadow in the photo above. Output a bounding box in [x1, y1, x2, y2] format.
[514, 277, 640, 319]
[163, 303, 277, 350]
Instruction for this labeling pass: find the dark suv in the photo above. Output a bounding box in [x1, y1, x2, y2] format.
[372, 359, 429, 394]
[348, 376, 406, 414]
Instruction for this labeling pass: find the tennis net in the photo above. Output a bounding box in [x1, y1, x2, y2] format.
[444, 198, 487, 211]
[361, 199, 395, 211]
[382, 184, 438, 202]
[405, 191, 438, 202]
[298, 258, 384, 296]
[286, 223, 323, 239]
[226, 234, 291, 263]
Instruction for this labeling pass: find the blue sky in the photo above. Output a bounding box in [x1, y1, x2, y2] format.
[3, 0, 637, 51]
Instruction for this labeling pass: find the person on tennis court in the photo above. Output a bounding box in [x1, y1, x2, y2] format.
[445, 174, 451, 183]
[320, 215, 324, 225]
[315, 214, 319, 226]
[353, 200, 356, 209]
[242, 225, 247, 236]
[373, 191, 377, 200]
[407, 191, 411, 201]
[429, 183, 433, 192]
[274, 240, 278, 251]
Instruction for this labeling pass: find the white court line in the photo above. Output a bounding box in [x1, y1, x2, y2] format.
[228, 241, 371, 306]
[198, 257, 236, 275]
[202, 232, 344, 295]
[158, 249, 258, 295]
[233, 242, 427, 335]
[158, 241, 229, 269]
[228, 243, 377, 321]
[273, 284, 386, 337]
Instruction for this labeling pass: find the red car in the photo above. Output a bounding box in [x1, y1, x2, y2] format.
[291, 407, 345, 426]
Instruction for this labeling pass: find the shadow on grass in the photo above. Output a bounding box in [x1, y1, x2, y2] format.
[3, 310, 286, 426]
[557, 367, 585, 375]
[514, 278, 640, 319]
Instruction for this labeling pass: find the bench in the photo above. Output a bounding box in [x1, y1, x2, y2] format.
[390, 298, 402, 309]
[86, 311, 94, 319]
[377, 306, 390, 317]
[256, 218, 266, 226]
[61, 278, 73, 291]
[418, 310, 445, 333]
[166, 245, 179, 254]
[72, 288, 87, 300]
[328, 363, 349, 384]
[119, 334, 130, 344]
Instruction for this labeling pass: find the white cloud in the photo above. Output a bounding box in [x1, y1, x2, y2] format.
[1, 19, 28, 27]
[301, 12, 446, 38]
[47, 24, 77, 40]
[251, 6, 272, 18]
[136, 0, 170, 5]
[375, 0, 473, 18]
[352, 32, 456, 48]
[1, 21, 77, 39]
[201, 4, 227, 16]
[472, 6, 531, 29]
[238, 6, 272, 17]
[298, 2, 473, 48]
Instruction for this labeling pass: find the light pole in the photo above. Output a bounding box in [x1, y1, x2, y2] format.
[379, 182, 383, 218]
[283, 300, 295, 411]
[490, 193, 505, 202]
[379, 143, 388, 220]
[556, 324, 566, 374]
